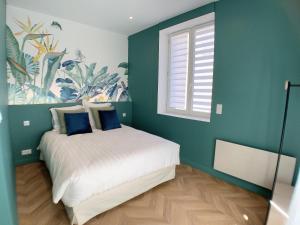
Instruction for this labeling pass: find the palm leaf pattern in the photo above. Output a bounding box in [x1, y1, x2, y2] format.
[24, 54, 39, 76]
[6, 17, 130, 104]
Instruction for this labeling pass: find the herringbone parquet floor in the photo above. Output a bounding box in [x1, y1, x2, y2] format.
[16, 163, 268, 225]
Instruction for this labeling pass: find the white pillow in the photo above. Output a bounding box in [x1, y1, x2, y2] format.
[83, 102, 111, 129]
[50, 105, 84, 131]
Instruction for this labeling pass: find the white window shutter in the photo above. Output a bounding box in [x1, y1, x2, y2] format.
[168, 32, 189, 111]
[192, 23, 215, 115]
[158, 12, 215, 122]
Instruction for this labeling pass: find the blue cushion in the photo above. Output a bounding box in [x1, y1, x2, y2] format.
[64, 112, 92, 136]
[98, 109, 121, 131]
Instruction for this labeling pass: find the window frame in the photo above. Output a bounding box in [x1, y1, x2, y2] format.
[157, 12, 215, 123]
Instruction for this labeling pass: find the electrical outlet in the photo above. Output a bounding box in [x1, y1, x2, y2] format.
[122, 113, 127, 118]
[23, 120, 30, 126]
[21, 149, 32, 156]
[216, 104, 223, 115]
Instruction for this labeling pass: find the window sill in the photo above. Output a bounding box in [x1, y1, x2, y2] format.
[158, 111, 210, 123]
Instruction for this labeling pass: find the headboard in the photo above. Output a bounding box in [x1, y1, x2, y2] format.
[8, 102, 132, 165]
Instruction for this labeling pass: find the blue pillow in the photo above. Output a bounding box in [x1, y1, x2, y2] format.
[64, 112, 92, 136]
[98, 109, 121, 131]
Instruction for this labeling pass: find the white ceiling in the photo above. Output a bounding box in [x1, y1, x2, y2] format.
[7, 0, 215, 36]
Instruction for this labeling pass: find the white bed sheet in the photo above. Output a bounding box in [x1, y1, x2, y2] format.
[39, 125, 180, 207]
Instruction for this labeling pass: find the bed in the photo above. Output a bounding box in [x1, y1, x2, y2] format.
[38, 125, 180, 225]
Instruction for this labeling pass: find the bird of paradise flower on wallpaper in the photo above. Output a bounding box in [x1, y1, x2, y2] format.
[6, 17, 129, 105]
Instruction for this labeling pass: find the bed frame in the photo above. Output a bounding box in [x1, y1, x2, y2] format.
[64, 165, 176, 225]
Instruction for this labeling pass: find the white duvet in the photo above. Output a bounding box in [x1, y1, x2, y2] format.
[39, 125, 180, 207]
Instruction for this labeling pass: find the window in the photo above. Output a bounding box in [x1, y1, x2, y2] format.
[168, 32, 189, 111]
[158, 13, 215, 122]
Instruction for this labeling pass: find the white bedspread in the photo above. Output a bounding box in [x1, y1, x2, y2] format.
[39, 125, 180, 207]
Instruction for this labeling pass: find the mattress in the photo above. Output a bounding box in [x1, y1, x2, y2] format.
[38, 125, 180, 207]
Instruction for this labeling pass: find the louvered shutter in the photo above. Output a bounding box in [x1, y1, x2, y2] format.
[167, 32, 189, 111]
[192, 23, 215, 116]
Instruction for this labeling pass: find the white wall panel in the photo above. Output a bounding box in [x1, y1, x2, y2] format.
[214, 140, 296, 189]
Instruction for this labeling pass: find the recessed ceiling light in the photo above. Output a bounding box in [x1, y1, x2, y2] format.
[129, 16, 133, 20]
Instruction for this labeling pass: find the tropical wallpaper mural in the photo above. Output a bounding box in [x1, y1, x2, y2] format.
[6, 14, 129, 105]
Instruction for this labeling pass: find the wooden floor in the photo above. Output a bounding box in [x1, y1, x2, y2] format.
[16, 163, 268, 225]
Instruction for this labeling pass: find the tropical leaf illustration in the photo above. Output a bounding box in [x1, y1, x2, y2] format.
[97, 66, 108, 76]
[28, 84, 57, 98]
[106, 83, 118, 100]
[74, 49, 85, 61]
[15, 17, 43, 34]
[7, 57, 31, 85]
[31, 37, 59, 61]
[62, 60, 79, 71]
[60, 87, 78, 101]
[24, 33, 51, 41]
[7, 58, 28, 76]
[30, 23, 44, 33]
[118, 62, 128, 69]
[118, 90, 129, 101]
[56, 77, 74, 84]
[42, 49, 66, 96]
[64, 70, 81, 87]
[24, 54, 39, 76]
[7, 25, 30, 104]
[74, 63, 84, 86]
[6, 17, 130, 105]
[94, 73, 118, 88]
[41, 51, 66, 83]
[58, 59, 128, 102]
[57, 60, 130, 102]
[8, 83, 26, 104]
[118, 62, 128, 75]
[21, 33, 52, 51]
[42, 51, 66, 68]
[56, 78, 77, 90]
[84, 63, 96, 85]
[6, 25, 20, 61]
[117, 81, 130, 101]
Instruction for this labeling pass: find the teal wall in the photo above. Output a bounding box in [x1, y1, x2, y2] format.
[0, 0, 18, 224]
[9, 102, 132, 165]
[128, 0, 300, 197]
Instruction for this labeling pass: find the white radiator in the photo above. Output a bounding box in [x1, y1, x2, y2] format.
[214, 140, 296, 189]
